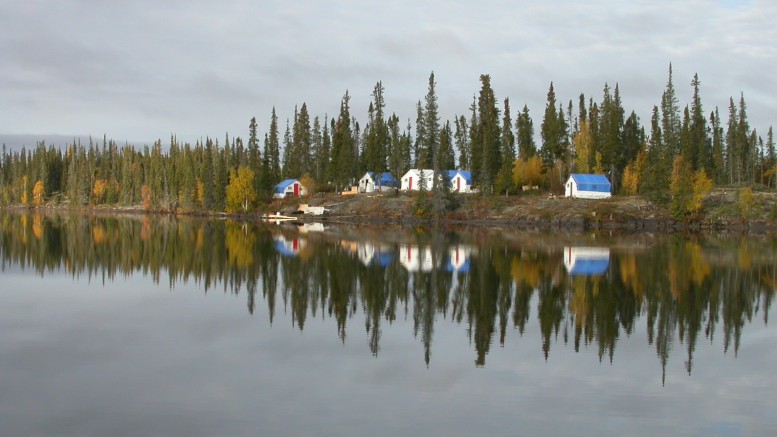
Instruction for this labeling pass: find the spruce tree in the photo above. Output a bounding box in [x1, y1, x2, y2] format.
[496, 97, 515, 194]
[476, 74, 501, 194]
[661, 64, 681, 156]
[454, 115, 469, 169]
[516, 105, 536, 160]
[422, 72, 440, 173]
[689, 74, 709, 172]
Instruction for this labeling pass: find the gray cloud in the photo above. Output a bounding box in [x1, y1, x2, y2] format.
[0, 0, 775, 148]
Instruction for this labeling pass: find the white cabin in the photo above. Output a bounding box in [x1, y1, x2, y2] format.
[565, 174, 611, 199]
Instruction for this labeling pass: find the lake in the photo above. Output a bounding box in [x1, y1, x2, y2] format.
[0, 211, 775, 436]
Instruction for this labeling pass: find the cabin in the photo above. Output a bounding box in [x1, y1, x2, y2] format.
[447, 170, 474, 193]
[565, 174, 611, 199]
[273, 179, 307, 199]
[358, 172, 399, 193]
[400, 169, 434, 191]
[563, 247, 610, 276]
[401, 169, 473, 192]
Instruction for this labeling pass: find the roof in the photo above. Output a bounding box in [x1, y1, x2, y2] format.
[569, 174, 611, 192]
[448, 170, 473, 185]
[366, 172, 398, 186]
[274, 179, 298, 193]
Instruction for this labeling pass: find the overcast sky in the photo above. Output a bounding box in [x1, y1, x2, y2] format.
[1, 0, 775, 148]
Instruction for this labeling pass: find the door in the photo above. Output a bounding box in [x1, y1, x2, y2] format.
[457, 177, 461, 192]
[409, 177, 413, 190]
[294, 182, 299, 197]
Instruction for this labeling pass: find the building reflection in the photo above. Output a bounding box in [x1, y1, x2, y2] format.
[563, 247, 610, 276]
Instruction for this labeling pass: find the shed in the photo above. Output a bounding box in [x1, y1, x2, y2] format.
[273, 179, 307, 199]
[565, 174, 611, 199]
[358, 172, 398, 193]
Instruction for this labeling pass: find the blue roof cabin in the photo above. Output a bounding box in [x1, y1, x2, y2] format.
[358, 172, 398, 193]
[565, 174, 612, 199]
[273, 179, 307, 199]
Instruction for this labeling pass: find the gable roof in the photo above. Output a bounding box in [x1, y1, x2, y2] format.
[448, 170, 473, 184]
[362, 172, 398, 187]
[274, 179, 298, 193]
[569, 174, 611, 192]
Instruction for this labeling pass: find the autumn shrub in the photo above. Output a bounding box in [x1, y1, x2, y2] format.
[738, 188, 754, 220]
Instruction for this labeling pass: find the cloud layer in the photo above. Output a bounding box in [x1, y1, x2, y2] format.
[1, 0, 775, 146]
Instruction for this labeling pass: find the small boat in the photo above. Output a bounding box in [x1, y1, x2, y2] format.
[261, 212, 297, 222]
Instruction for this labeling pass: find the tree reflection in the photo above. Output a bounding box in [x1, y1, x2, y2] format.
[1, 211, 774, 378]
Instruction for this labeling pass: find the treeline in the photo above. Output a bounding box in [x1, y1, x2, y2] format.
[1, 66, 774, 213]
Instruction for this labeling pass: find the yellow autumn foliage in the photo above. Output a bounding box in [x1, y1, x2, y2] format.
[32, 180, 46, 207]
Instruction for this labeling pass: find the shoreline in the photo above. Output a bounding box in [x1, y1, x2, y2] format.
[4, 191, 777, 234]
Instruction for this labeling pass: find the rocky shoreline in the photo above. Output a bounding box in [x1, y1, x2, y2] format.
[4, 190, 777, 234]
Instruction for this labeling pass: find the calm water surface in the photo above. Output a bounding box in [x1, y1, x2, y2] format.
[0, 211, 775, 436]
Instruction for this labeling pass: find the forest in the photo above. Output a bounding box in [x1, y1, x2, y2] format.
[1, 66, 774, 216]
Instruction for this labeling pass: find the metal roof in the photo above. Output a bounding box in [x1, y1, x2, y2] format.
[569, 174, 611, 192]
[274, 179, 298, 193]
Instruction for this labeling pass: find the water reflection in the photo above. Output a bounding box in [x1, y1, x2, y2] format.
[1, 211, 774, 380]
[564, 247, 609, 276]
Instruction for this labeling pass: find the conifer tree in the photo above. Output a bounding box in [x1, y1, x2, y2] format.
[709, 109, 724, 184]
[422, 72, 440, 173]
[296, 103, 312, 176]
[282, 118, 293, 178]
[726, 97, 739, 184]
[516, 105, 536, 160]
[437, 121, 455, 171]
[496, 98, 516, 194]
[329, 91, 355, 190]
[363, 82, 388, 173]
[454, 115, 469, 169]
[476, 74, 501, 193]
[414, 101, 426, 168]
[661, 64, 681, 156]
[468, 97, 481, 183]
[689, 74, 709, 172]
[248, 116, 260, 178]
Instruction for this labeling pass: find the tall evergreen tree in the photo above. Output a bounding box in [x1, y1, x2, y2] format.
[296, 103, 312, 176]
[437, 121, 455, 171]
[422, 72, 440, 173]
[454, 115, 469, 169]
[414, 101, 425, 168]
[282, 117, 294, 178]
[516, 105, 536, 160]
[248, 116, 261, 178]
[476, 74, 501, 193]
[329, 91, 356, 190]
[689, 74, 709, 172]
[661, 64, 681, 156]
[495, 98, 516, 194]
[725, 97, 739, 184]
[363, 82, 388, 173]
[710, 108, 725, 184]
